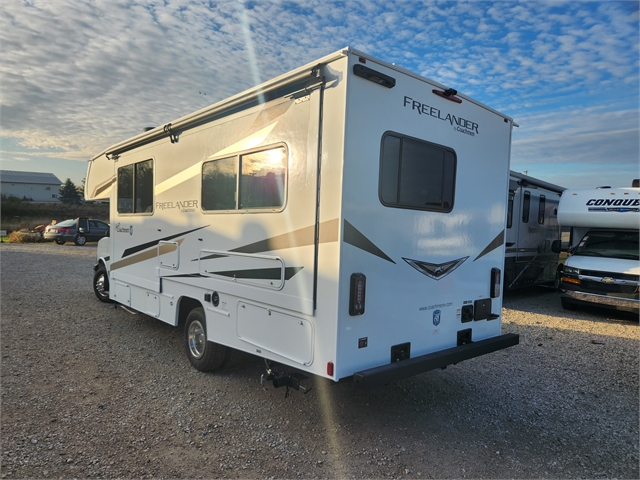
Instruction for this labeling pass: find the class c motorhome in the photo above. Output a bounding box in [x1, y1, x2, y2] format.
[554, 182, 640, 314]
[505, 171, 565, 290]
[85, 48, 519, 390]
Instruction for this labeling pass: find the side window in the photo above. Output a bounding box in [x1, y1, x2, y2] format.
[522, 190, 531, 223]
[202, 145, 287, 212]
[117, 159, 153, 214]
[379, 132, 456, 212]
[507, 192, 514, 229]
[538, 195, 546, 225]
[202, 156, 237, 210]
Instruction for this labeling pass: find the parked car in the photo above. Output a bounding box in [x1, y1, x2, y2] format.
[44, 218, 109, 245]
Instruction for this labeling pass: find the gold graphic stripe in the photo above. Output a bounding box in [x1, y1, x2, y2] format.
[111, 239, 184, 271]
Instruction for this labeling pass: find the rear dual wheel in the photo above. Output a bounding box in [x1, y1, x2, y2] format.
[184, 307, 229, 372]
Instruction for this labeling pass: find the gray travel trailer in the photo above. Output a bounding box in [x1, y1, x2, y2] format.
[85, 47, 519, 390]
[504, 171, 565, 290]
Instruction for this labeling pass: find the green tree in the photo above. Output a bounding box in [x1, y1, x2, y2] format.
[59, 178, 82, 205]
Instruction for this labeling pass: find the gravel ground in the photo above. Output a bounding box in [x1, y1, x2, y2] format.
[1, 242, 638, 479]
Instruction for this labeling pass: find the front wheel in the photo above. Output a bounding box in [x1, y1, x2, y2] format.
[93, 266, 113, 303]
[184, 307, 228, 372]
[74, 235, 86, 246]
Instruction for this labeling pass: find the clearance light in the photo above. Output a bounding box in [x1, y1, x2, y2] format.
[327, 362, 334, 377]
[562, 276, 581, 285]
[490, 267, 501, 298]
[349, 273, 366, 316]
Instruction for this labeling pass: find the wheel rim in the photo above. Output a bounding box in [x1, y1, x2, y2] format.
[95, 273, 108, 298]
[187, 320, 206, 359]
[77, 236, 86, 245]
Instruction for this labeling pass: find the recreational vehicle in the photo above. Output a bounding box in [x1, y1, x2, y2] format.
[504, 171, 564, 290]
[554, 182, 639, 314]
[85, 48, 519, 390]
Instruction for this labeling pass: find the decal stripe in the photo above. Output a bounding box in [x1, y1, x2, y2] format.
[121, 226, 208, 258]
[165, 266, 303, 281]
[343, 220, 395, 263]
[230, 218, 339, 254]
[208, 266, 303, 280]
[111, 239, 184, 271]
[93, 176, 116, 198]
[474, 229, 505, 261]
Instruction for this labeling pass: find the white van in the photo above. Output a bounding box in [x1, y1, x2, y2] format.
[554, 182, 639, 313]
[85, 47, 519, 389]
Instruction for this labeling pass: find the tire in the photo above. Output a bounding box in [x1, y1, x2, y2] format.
[561, 297, 576, 311]
[54, 239, 66, 245]
[74, 235, 86, 246]
[184, 307, 228, 372]
[93, 266, 113, 303]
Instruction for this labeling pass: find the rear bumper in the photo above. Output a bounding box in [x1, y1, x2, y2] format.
[353, 333, 519, 388]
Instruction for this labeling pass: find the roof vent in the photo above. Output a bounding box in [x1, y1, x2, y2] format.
[143, 127, 155, 132]
[632, 179, 639, 188]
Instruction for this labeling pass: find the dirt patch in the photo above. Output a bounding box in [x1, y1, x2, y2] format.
[1, 243, 638, 479]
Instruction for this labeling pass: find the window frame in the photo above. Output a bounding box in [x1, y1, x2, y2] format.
[201, 143, 288, 214]
[117, 158, 154, 215]
[507, 191, 514, 229]
[378, 131, 457, 213]
[538, 195, 546, 225]
[522, 190, 531, 223]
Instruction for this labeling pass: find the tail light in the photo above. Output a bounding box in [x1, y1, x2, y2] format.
[327, 362, 334, 377]
[490, 267, 501, 298]
[57, 227, 71, 233]
[349, 273, 366, 316]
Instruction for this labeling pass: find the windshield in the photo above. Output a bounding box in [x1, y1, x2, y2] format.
[574, 230, 639, 261]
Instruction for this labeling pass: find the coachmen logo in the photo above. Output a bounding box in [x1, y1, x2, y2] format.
[601, 277, 616, 284]
[403, 256, 468, 280]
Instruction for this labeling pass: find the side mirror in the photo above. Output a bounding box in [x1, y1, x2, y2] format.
[551, 239, 562, 254]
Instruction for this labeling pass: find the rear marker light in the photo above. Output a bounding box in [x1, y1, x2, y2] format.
[491, 267, 501, 298]
[327, 362, 334, 377]
[432, 88, 462, 103]
[349, 273, 366, 316]
[353, 64, 396, 88]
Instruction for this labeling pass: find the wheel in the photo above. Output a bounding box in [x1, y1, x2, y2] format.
[554, 267, 563, 290]
[184, 307, 228, 372]
[74, 235, 86, 246]
[55, 239, 66, 245]
[93, 266, 113, 303]
[561, 297, 576, 310]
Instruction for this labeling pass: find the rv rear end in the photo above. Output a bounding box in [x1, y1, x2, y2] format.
[85, 48, 519, 389]
[555, 185, 640, 314]
[323, 52, 518, 385]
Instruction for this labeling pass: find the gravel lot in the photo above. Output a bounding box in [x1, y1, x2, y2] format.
[1, 243, 638, 479]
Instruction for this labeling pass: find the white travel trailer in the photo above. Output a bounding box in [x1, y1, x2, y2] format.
[554, 182, 639, 313]
[504, 171, 565, 290]
[85, 48, 519, 390]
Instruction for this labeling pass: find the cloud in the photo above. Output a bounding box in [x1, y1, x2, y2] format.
[0, 0, 637, 192]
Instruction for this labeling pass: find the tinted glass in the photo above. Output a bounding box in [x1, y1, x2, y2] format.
[135, 159, 154, 213]
[380, 133, 456, 212]
[202, 157, 238, 211]
[522, 191, 531, 223]
[538, 195, 546, 225]
[239, 147, 286, 209]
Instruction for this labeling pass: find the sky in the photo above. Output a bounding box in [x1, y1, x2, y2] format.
[1, 0, 639, 190]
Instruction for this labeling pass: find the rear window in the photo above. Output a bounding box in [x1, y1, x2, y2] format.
[379, 132, 456, 212]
